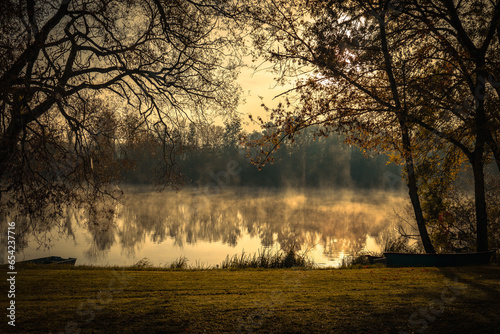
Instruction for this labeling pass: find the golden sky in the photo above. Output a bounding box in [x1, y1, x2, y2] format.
[236, 63, 295, 132]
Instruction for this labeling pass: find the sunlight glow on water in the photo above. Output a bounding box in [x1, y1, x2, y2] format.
[8, 187, 407, 268]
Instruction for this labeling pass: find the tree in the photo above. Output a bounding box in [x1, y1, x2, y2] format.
[223, 117, 242, 153]
[239, 0, 499, 253]
[395, 0, 500, 252]
[0, 0, 240, 219]
[240, 0, 436, 252]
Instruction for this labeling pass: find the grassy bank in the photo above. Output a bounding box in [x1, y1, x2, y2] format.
[1, 265, 500, 333]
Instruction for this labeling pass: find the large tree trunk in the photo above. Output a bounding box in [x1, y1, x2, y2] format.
[472, 74, 490, 252]
[376, 12, 435, 253]
[471, 154, 489, 252]
[400, 121, 436, 254]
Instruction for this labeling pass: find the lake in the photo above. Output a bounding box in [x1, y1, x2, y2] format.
[4, 187, 408, 268]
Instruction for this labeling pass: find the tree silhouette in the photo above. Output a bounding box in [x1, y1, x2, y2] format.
[0, 0, 240, 218]
[239, 0, 437, 252]
[394, 0, 500, 252]
[239, 0, 500, 252]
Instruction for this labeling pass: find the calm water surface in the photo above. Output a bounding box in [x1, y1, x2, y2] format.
[7, 187, 407, 268]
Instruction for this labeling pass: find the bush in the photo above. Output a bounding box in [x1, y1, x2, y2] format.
[220, 246, 314, 269]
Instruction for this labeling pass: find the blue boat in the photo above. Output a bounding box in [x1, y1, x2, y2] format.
[384, 251, 495, 267]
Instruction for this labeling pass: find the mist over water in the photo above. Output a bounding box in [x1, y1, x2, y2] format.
[6, 187, 407, 267]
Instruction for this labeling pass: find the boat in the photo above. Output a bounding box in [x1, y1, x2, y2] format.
[366, 255, 387, 264]
[18, 256, 77, 265]
[384, 251, 495, 267]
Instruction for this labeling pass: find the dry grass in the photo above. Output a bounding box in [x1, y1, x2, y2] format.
[1, 265, 499, 333]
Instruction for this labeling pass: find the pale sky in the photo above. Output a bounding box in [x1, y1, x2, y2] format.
[236, 63, 296, 132]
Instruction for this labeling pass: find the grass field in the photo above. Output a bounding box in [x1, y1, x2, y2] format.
[1, 265, 500, 333]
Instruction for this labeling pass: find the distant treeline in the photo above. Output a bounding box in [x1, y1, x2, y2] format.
[120, 120, 403, 189]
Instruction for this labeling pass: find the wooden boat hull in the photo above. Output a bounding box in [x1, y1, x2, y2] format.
[366, 255, 387, 265]
[19, 256, 77, 265]
[384, 251, 495, 267]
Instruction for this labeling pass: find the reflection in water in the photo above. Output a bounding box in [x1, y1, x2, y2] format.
[3, 187, 407, 267]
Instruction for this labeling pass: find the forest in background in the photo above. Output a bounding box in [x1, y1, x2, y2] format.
[119, 118, 403, 190]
